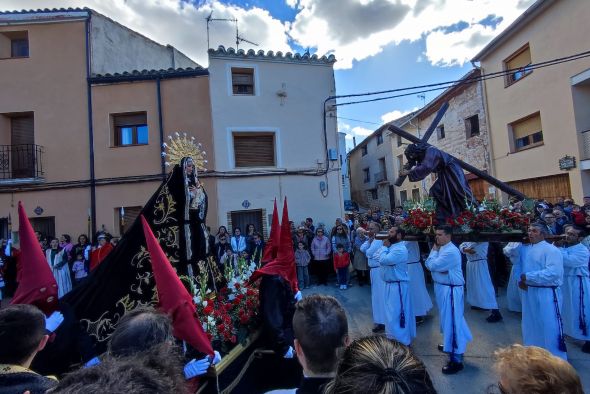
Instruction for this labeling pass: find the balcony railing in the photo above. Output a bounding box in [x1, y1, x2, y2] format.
[0, 144, 44, 180]
[374, 171, 387, 183]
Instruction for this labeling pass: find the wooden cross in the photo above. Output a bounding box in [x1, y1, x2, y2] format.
[388, 106, 526, 200]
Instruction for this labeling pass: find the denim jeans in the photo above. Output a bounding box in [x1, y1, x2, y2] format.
[337, 267, 348, 286]
[297, 265, 310, 288]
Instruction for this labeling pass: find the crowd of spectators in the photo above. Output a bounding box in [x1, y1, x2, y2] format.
[1, 296, 585, 394]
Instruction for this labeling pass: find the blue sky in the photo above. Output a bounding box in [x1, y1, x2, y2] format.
[3, 0, 536, 148]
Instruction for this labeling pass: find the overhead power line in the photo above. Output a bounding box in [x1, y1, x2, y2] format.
[336, 116, 381, 125]
[331, 50, 590, 108]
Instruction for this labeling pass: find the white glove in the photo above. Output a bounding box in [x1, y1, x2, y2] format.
[284, 346, 294, 359]
[45, 311, 64, 333]
[184, 356, 211, 379]
[294, 291, 302, 302]
[84, 357, 101, 368]
[4, 239, 11, 256]
[211, 350, 221, 365]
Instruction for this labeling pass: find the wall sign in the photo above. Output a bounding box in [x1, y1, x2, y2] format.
[242, 200, 251, 209]
[34, 206, 44, 215]
[559, 155, 576, 171]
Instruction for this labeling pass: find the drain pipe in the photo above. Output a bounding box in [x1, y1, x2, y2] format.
[85, 16, 97, 238]
[156, 78, 166, 180]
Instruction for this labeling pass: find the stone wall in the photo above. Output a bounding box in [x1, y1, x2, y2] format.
[419, 81, 489, 192]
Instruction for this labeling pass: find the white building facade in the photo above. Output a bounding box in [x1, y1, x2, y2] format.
[207, 47, 343, 233]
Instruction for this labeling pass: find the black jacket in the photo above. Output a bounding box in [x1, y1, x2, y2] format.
[0, 368, 57, 394]
[259, 275, 295, 356]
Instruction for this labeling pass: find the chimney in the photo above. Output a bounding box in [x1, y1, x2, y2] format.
[353, 136, 357, 147]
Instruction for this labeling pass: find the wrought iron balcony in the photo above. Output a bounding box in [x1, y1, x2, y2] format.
[0, 144, 44, 180]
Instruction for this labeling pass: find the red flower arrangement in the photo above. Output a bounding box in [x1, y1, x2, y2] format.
[400, 208, 438, 234]
[446, 208, 531, 233]
[195, 282, 260, 351]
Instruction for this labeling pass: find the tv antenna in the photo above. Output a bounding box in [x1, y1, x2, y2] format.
[205, 11, 258, 50]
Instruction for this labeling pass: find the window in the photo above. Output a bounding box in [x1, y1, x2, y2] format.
[376, 132, 383, 145]
[112, 113, 148, 147]
[233, 133, 275, 167]
[376, 157, 387, 182]
[363, 168, 370, 183]
[437, 125, 445, 140]
[510, 113, 543, 152]
[411, 188, 420, 202]
[0, 31, 29, 59]
[399, 190, 408, 204]
[231, 67, 255, 95]
[361, 145, 368, 156]
[504, 44, 532, 86]
[0, 217, 8, 240]
[8, 113, 36, 179]
[117, 206, 142, 235]
[397, 134, 402, 147]
[465, 115, 480, 138]
[371, 189, 378, 200]
[396, 154, 403, 172]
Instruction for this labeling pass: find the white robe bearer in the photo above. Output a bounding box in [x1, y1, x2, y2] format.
[403, 241, 432, 317]
[425, 242, 472, 356]
[560, 243, 590, 341]
[46, 249, 72, 298]
[379, 243, 415, 345]
[514, 241, 567, 360]
[503, 242, 523, 312]
[460, 242, 498, 310]
[361, 239, 386, 325]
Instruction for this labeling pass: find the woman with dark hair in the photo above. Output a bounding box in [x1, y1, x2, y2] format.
[325, 336, 437, 394]
[215, 226, 228, 244]
[46, 238, 72, 298]
[72, 234, 91, 272]
[245, 223, 257, 254]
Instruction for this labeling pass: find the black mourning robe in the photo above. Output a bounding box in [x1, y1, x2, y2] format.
[36, 162, 223, 375]
[408, 146, 476, 221]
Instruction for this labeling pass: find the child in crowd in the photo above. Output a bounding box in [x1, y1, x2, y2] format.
[71, 252, 88, 284]
[333, 243, 350, 290]
[295, 241, 311, 289]
[219, 246, 238, 274]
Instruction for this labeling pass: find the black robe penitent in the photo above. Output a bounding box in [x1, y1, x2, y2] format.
[408, 146, 475, 221]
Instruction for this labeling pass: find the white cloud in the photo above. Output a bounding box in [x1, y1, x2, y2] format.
[381, 107, 418, 124]
[285, 0, 300, 8]
[288, 0, 536, 69]
[351, 126, 373, 136]
[0, 0, 539, 70]
[0, 0, 292, 67]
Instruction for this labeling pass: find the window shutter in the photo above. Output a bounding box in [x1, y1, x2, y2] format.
[513, 114, 542, 139]
[122, 206, 142, 233]
[114, 113, 147, 127]
[233, 73, 253, 85]
[234, 134, 275, 167]
[11, 115, 34, 145]
[506, 47, 531, 70]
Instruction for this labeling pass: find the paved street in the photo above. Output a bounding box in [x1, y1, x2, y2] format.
[302, 280, 590, 394]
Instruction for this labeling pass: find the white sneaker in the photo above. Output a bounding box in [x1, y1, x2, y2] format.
[339, 285, 345, 290]
[342, 285, 348, 290]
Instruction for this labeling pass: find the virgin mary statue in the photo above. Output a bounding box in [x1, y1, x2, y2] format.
[53, 133, 223, 368]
